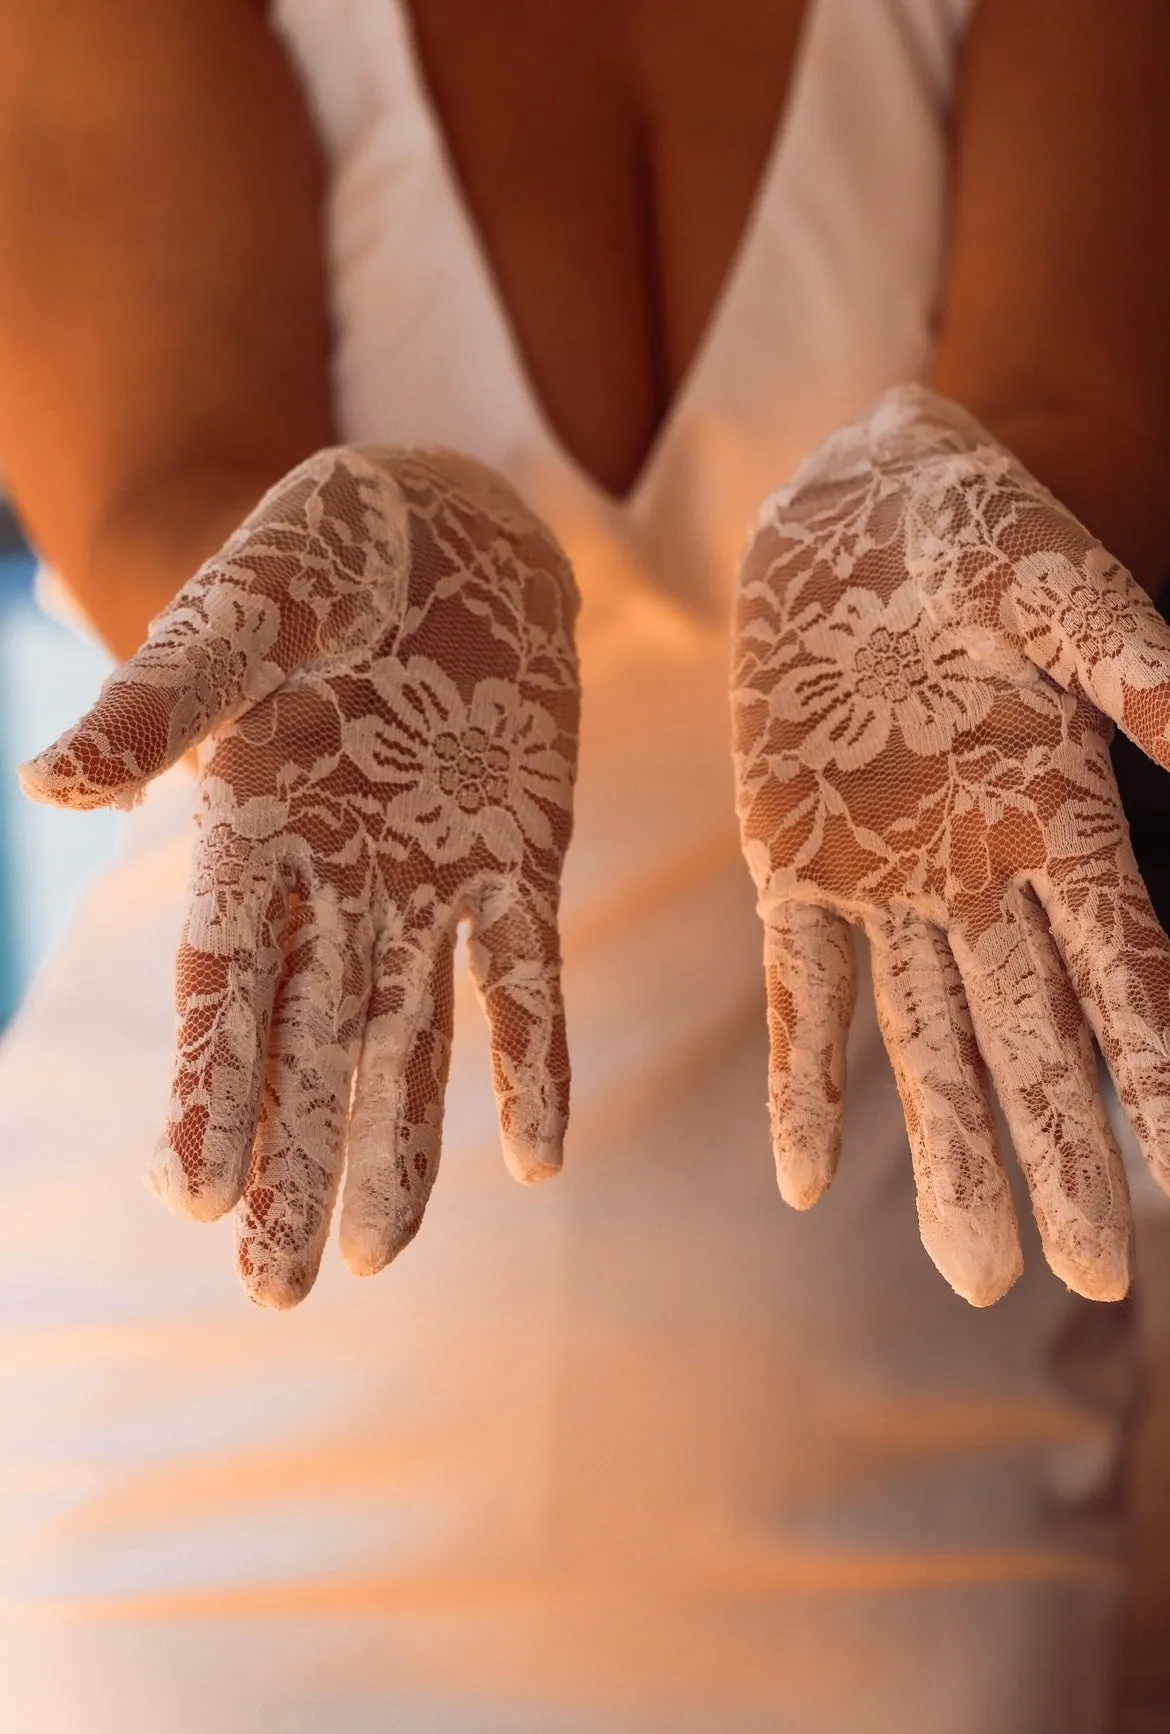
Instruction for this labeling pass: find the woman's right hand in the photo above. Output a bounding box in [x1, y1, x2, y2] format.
[20, 447, 581, 1307]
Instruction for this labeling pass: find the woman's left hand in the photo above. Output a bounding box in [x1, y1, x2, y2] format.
[732, 385, 1170, 1306]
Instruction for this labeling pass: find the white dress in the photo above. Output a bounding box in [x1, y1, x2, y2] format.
[0, 2, 1138, 1729]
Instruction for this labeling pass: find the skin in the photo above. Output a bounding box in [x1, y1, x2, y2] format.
[0, 0, 1168, 652]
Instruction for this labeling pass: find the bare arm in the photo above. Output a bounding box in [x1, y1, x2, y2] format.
[0, 0, 333, 657]
[931, 0, 1170, 595]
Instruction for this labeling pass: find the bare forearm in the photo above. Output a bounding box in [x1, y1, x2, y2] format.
[0, 0, 335, 655]
[930, 0, 1170, 599]
[72, 464, 297, 659]
[962, 402, 1170, 599]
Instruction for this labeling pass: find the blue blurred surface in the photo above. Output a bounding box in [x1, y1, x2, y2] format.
[0, 551, 123, 1028]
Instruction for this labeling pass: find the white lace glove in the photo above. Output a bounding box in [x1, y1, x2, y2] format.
[21, 448, 580, 1306]
[733, 384, 1170, 1307]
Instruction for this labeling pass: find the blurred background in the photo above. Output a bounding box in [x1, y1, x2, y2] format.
[0, 499, 122, 1031]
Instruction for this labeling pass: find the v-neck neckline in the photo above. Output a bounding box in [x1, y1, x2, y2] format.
[389, 0, 820, 515]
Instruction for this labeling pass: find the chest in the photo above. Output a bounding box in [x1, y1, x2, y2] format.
[278, 0, 961, 567]
[401, 0, 811, 500]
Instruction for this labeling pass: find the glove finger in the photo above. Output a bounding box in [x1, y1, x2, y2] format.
[867, 909, 1021, 1307]
[466, 872, 569, 1185]
[147, 828, 287, 1222]
[340, 922, 456, 1278]
[761, 901, 856, 1209]
[1033, 841, 1170, 1197]
[1003, 525, 1170, 769]
[18, 450, 407, 812]
[950, 886, 1132, 1302]
[235, 888, 373, 1309]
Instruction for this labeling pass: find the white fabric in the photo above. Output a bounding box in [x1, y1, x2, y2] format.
[0, 2, 1139, 1730]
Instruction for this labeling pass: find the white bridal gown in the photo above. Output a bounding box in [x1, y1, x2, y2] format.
[0, 1, 1141, 1729]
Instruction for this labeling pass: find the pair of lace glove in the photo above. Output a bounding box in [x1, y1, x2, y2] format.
[22, 387, 1170, 1308]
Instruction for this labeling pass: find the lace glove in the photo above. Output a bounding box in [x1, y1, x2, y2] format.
[732, 384, 1170, 1306]
[21, 448, 580, 1306]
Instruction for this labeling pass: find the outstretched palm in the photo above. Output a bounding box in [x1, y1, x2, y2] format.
[734, 387, 1170, 1306]
[23, 448, 580, 1306]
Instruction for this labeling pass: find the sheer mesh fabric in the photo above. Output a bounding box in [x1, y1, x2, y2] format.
[733, 384, 1170, 1306]
[22, 448, 580, 1307]
[25, 393, 1170, 1314]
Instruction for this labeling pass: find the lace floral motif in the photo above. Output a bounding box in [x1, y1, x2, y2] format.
[22, 448, 580, 1307]
[733, 384, 1170, 1306]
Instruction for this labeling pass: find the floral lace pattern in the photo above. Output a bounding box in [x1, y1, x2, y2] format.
[21, 448, 580, 1307]
[733, 384, 1170, 1306]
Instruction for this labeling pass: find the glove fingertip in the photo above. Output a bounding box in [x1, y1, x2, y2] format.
[339, 1222, 415, 1279]
[340, 1237, 390, 1280]
[18, 725, 157, 812]
[16, 751, 63, 807]
[243, 1265, 317, 1311]
[935, 1233, 1024, 1310]
[237, 1207, 328, 1310]
[771, 1113, 842, 1211]
[145, 1125, 246, 1224]
[775, 1156, 835, 1212]
[338, 1189, 425, 1278]
[502, 1130, 564, 1186]
[18, 749, 136, 813]
[1045, 1232, 1132, 1305]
